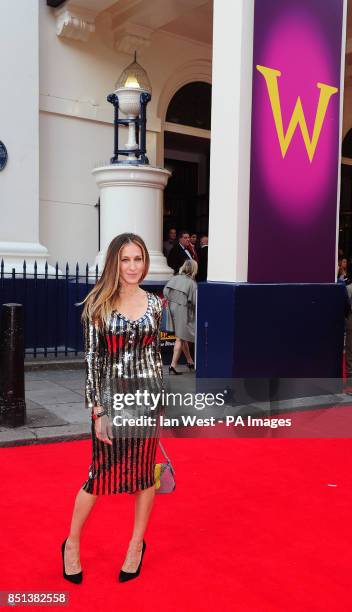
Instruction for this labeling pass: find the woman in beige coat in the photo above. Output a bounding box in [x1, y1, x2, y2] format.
[163, 259, 198, 374]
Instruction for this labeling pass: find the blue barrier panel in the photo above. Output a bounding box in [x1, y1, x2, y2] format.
[196, 282, 346, 401]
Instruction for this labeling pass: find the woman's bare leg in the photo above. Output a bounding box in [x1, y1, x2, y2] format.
[121, 485, 155, 572]
[64, 488, 98, 574]
[171, 337, 182, 368]
[181, 341, 194, 364]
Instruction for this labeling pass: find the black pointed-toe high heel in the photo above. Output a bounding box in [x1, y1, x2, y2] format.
[187, 363, 195, 370]
[169, 366, 183, 375]
[119, 540, 146, 583]
[61, 538, 83, 584]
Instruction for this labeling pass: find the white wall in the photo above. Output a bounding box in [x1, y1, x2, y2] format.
[39, 1, 211, 269]
[0, 0, 40, 244]
[39, 112, 108, 269]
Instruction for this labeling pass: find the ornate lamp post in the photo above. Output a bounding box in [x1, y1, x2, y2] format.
[108, 53, 151, 164]
[90, 54, 173, 281]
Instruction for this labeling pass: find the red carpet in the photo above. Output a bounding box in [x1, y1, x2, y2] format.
[1, 437, 351, 611]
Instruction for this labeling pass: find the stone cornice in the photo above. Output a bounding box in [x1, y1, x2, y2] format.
[55, 4, 97, 41]
[113, 23, 152, 54]
[95, 13, 152, 55]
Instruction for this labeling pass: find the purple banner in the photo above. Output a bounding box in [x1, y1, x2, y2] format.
[248, 0, 344, 283]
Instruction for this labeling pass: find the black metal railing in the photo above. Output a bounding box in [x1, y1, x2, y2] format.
[0, 260, 99, 359]
[0, 260, 174, 361]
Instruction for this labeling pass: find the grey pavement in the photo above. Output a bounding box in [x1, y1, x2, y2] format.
[0, 364, 197, 447]
[1, 364, 352, 447]
[0, 367, 90, 447]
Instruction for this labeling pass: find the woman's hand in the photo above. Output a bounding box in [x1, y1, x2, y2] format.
[94, 410, 113, 445]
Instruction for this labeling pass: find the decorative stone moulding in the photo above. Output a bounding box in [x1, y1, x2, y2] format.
[114, 23, 152, 55]
[55, 6, 96, 42]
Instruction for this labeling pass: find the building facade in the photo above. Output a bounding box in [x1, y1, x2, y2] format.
[0, 0, 351, 279]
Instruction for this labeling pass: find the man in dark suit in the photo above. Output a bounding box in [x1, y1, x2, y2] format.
[167, 230, 194, 274]
[196, 235, 208, 282]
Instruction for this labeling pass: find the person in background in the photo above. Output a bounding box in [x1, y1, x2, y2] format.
[163, 259, 198, 374]
[190, 233, 198, 248]
[188, 234, 198, 262]
[189, 233, 199, 261]
[163, 227, 177, 258]
[337, 256, 349, 284]
[196, 235, 208, 282]
[167, 230, 195, 274]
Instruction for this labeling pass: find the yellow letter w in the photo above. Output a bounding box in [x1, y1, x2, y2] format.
[256, 65, 338, 162]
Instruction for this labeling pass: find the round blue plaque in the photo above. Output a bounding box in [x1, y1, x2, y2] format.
[0, 141, 8, 171]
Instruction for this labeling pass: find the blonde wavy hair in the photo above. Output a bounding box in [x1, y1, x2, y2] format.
[80, 233, 150, 330]
[179, 259, 198, 279]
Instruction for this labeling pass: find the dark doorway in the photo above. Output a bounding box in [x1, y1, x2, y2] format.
[163, 131, 210, 238]
[339, 129, 352, 259]
[339, 163, 352, 258]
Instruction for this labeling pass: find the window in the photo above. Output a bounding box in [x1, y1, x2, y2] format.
[166, 82, 212, 130]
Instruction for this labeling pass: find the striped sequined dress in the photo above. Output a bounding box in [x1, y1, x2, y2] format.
[81, 291, 164, 495]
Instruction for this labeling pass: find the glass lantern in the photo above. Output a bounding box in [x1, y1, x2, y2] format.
[107, 53, 152, 164]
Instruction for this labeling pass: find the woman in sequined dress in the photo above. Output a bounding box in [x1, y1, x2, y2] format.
[62, 233, 164, 584]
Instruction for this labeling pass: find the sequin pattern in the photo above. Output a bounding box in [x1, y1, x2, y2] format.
[82, 292, 164, 495]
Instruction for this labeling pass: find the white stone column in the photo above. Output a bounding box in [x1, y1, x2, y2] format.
[207, 0, 254, 282]
[0, 0, 54, 274]
[91, 164, 173, 281]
